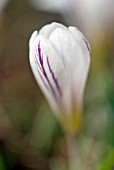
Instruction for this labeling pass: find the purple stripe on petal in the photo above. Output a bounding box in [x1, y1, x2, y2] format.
[35, 52, 43, 74]
[47, 57, 62, 97]
[35, 60, 50, 91]
[34, 51, 49, 91]
[37, 42, 58, 102]
[34, 42, 64, 111]
[83, 38, 90, 54]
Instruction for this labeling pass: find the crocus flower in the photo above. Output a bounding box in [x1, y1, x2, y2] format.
[29, 22, 90, 134]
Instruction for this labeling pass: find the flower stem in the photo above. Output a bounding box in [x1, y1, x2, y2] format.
[66, 134, 77, 170]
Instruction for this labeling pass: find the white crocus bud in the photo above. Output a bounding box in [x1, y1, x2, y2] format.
[29, 22, 90, 134]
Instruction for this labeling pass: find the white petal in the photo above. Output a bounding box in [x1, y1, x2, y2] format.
[29, 34, 66, 117]
[39, 22, 67, 39]
[68, 26, 90, 105]
[49, 27, 90, 109]
[68, 26, 91, 55]
[29, 30, 38, 47]
[49, 27, 85, 111]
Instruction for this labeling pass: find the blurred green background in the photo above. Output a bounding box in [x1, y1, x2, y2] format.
[0, 0, 114, 169]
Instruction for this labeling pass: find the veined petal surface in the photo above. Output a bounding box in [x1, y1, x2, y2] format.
[29, 22, 90, 122]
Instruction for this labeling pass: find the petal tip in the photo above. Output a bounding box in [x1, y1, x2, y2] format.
[29, 30, 38, 47]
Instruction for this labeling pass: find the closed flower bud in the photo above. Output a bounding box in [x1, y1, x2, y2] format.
[29, 22, 90, 134]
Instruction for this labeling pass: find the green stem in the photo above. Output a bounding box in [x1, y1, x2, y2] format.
[66, 134, 77, 170]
